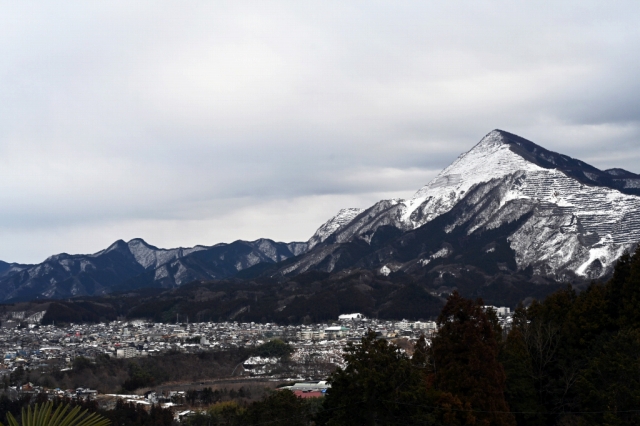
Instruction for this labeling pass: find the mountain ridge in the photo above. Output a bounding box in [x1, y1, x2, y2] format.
[266, 130, 640, 281]
[0, 237, 305, 302]
[1, 129, 638, 304]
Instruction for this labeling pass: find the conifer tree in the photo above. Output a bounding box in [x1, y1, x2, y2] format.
[430, 292, 515, 426]
[620, 246, 640, 328]
[411, 334, 428, 368]
[322, 330, 433, 425]
[501, 327, 544, 426]
[606, 250, 633, 325]
[577, 329, 640, 425]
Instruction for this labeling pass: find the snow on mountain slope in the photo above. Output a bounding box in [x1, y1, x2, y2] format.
[313, 130, 542, 246]
[0, 236, 308, 301]
[307, 208, 365, 249]
[126, 238, 208, 269]
[405, 130, 542, 226]
[0, 261, 31, 279]
[286, 242, 309, 256]
[410, 131, 640, 278]
[299, 130, 640, 280]
[603, 169, 640, 189]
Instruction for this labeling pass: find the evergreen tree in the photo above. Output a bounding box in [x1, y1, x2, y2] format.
[606, 250, 633, 326]
[576, 329, 640, 425]
[566, 282, 612, 349]
[430, 292, 515, 426]
[322, 330, 433, 425]
[412, 334, 428, 368]
[243, 389, 306, 426]
[620, 246, 640, 328]
[501, 327, 544, 426]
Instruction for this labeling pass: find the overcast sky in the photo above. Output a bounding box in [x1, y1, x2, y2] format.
[2, 1, 640, 263]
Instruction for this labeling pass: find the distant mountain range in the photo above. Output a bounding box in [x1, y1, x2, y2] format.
[0, 239, 305, 302]
[1, 130, 639, 305]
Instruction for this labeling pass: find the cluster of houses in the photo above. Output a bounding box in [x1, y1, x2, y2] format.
[0, 307, 513, 410]
[1, 307, 511, 368]
[1, 306, 511, 365]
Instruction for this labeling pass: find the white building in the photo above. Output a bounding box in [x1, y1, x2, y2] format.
[338, 313, 364, 321]
[483, 306, 511, 317]
[116, 347, 137, 358]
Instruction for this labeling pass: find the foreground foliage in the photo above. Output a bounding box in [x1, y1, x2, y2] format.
[0, 397, 174, 426]
[321, 246, 640, 425]
[501, 246, 640, 425]
[0, 402, 109, 426]
[321, 330, 433, 424]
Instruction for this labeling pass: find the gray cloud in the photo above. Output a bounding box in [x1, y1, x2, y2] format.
[1, 1, 640, 262]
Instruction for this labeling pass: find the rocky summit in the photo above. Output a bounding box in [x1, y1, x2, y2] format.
[274, 130, 640, 281]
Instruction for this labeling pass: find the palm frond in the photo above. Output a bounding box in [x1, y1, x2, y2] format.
[0, 402, 110, 426]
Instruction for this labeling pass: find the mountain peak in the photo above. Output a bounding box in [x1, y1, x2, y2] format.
[411, 130, 541, 202]
[474, 129, 510, 147]
[447, 130, 640, 197]
[127, 238, 158, 250]
[472, 129, 554, 157]
[99, 239, 130, 255]
[307, 207, 365, 249]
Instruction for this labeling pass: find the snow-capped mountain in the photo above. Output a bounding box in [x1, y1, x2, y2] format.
[279, 130, 640, 280]
[0, 238, 303, 302]
[307, 208, 365, 250]
[2, 129, 638, 303]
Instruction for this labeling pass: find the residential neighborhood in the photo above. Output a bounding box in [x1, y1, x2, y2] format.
[0, 307, 513, 421]
[1, 306, 512, 371]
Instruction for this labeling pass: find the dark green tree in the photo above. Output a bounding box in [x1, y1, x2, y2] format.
[243, 389, 307, 426]
[576, 329, 640, 425]
[253, 339, 294, 359]
[412, 334, 428, 368]
[430, 292, 515, 426]
[619, 246, 640, 328]
[501, 326, 544, 426]
[322, 330, 433, 425]
[606, 250, 633, 326]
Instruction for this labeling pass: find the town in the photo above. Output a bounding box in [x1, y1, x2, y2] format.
[0, 307, 513, 420]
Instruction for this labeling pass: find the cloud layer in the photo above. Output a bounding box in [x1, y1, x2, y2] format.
[1, 1, 640, 263]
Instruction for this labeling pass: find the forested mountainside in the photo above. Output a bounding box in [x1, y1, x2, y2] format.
[7, 265, 565, 326]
